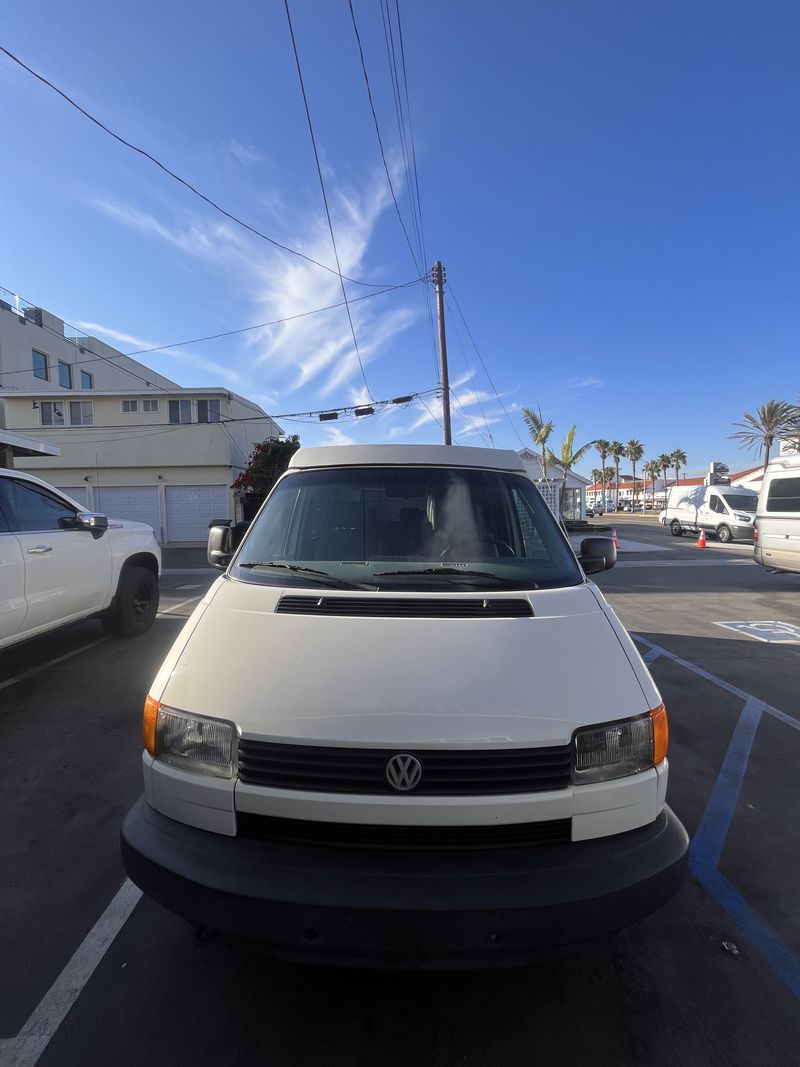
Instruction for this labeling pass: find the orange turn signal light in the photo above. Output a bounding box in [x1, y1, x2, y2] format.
[650, 704, 668, 765]
[143, 695, 161, 756]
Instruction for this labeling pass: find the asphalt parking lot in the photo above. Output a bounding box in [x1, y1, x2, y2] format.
[1, 524, 799, 1066]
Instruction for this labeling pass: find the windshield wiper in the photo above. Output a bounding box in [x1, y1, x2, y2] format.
[237, 562, 377, 590]
[373, 567, 538, 588]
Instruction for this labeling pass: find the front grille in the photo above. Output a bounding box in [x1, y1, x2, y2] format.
[237, 739, 573, 796]
[275, 595, 533, 618]
[236, 812, 571, 850]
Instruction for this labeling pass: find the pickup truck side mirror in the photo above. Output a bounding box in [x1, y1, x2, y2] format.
[208, 524, 233, 568]
[62, 511, 109, 539]
[578, 536, 617, 575]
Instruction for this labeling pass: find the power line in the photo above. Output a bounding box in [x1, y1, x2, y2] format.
[417, 393, 446, 435]
[446, 294, 494, 446]
[447, 283, 526, 449]
[347, 0, 418, 273]
[283, 0, 373, 401]
[13, 389, 440, 434]
[0, 279, 421, 380]
[378, 1, 439, 385]
[349, 0, 438, 386]
[0, 43, 408, 290]
[450, 387, 492, 447]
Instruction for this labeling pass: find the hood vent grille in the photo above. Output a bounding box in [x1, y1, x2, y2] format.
[275, 595, 533, 618]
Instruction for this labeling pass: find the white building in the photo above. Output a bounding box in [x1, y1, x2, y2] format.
[0, 290, 282, 542]
[518, 449, 590, 520]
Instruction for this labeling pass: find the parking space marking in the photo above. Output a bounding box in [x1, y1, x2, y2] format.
[633, 635, 800, 999]
[715, 621, 800, 644]
[157, 595, 203, 617]
[614, 559, 755, 569]
[632, 634, 800, 733]
[0, 638, 107, 693]
[0, 879, 142, 1067]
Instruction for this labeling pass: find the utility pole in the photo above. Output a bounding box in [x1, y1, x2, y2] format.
[431, 261, 452, 445]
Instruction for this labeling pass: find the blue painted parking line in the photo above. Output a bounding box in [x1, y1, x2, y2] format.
[633, 635, 800, 999]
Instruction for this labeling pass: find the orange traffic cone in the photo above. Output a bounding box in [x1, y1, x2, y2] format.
[697, 528, 707, 548]
[612, 527, 620, 549]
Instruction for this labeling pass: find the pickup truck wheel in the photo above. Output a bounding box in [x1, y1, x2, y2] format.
[103, 567, 159, 638]
[717, 524, 732, 544]
[670, 520, 683, 537]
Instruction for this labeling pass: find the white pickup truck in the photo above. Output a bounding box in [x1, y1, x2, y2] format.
[0, 468, 161, 650]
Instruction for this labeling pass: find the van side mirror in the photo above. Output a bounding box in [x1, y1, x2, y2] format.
[207, 524, 233, 568]
[578, 536, 617, 574]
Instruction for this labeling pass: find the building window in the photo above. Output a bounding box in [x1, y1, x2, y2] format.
[197, 398, 221, 423]
[168, 398, 193, 424]
[58, 361, 73, 388]
[69, 401, 94, 426]
[40, 401, 65, 426]
[80, 370, 94, 389]
[33, 350, 49, 380]
[142, 398, 159, 413]
[121, 399, 139, 413]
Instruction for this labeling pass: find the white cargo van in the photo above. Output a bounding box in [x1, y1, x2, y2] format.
[122, 445, 687, 967]
[754, 455, 800, 574]
[661, 483, 757, 542]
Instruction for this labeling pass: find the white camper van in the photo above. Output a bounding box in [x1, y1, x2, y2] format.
[754, 455, 800, 574]
[121, 444, 687, 967]
[661, 484, 757, 542]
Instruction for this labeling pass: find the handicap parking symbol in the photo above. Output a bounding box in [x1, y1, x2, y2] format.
[715, 620, 800, 643]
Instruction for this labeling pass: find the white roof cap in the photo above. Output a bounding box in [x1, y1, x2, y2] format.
[289, 444, 525, 472]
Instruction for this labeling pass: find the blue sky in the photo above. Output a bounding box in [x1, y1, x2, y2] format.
[1, 0, 798, 477]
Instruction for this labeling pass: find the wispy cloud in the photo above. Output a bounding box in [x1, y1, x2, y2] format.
[226, 138, 264, 168]
[74, 320, 242, 386]
[88, 167, 418, 407]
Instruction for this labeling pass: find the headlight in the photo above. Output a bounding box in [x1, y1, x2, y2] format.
[572, 706, 667, 784]
[143, 697, 237, 778]
[734, 513, 751, 523]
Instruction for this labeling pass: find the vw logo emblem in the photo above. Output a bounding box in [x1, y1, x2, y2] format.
[385, 753, 423, 792]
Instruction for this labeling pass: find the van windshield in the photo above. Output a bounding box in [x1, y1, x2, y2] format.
[722, 494, 756, 512]
[233, 466, 583, 591]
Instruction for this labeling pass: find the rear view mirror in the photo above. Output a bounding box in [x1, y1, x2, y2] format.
[578, 535, 617, 575]
[207, 524, 233, 569]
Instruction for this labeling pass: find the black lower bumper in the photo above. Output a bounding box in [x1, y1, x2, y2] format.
[121, 798, 688, 968]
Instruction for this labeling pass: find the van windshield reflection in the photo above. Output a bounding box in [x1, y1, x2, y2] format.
[233, 466, 583, 592]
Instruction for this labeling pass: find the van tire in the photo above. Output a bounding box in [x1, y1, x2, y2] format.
[717, 524, 732, 544]
[102, 566, 159, 638]
[670, 521, 683, 537]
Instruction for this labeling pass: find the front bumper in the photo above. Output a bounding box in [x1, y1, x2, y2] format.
[729, 523, 755, 541]
[121, 798, 688, 968]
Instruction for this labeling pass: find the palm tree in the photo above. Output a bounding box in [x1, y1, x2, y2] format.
[590, 468, 604, 510]
[657, 453, 672, 507]
[547, 426, 595, 517]
[627, 440, 644, 509]
[610, 441, 626, 511]
[522, 407, 555, 481]
[730, 400, 797, 472]
[595, 439, 610, 511]
[671, 448, 687, 486]
[643, 460, 659, 509]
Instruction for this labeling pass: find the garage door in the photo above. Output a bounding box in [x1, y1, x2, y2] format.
[95, 486, 161, 540]
[166, 485, 230, 542]
[60, 486, 88, 507]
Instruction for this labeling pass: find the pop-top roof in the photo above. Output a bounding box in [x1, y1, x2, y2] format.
[289, 444, 525, 472]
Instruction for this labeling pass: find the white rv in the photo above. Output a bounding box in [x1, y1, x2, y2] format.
[754, 455, 800, 574]
[661, 483, 757, 542]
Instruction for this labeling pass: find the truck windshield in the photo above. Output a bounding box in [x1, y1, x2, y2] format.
[233, 466, 583, 591]
[722, 494, 756, 512]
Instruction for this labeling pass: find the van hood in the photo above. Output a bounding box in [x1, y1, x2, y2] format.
[156, 579, 650, 747]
